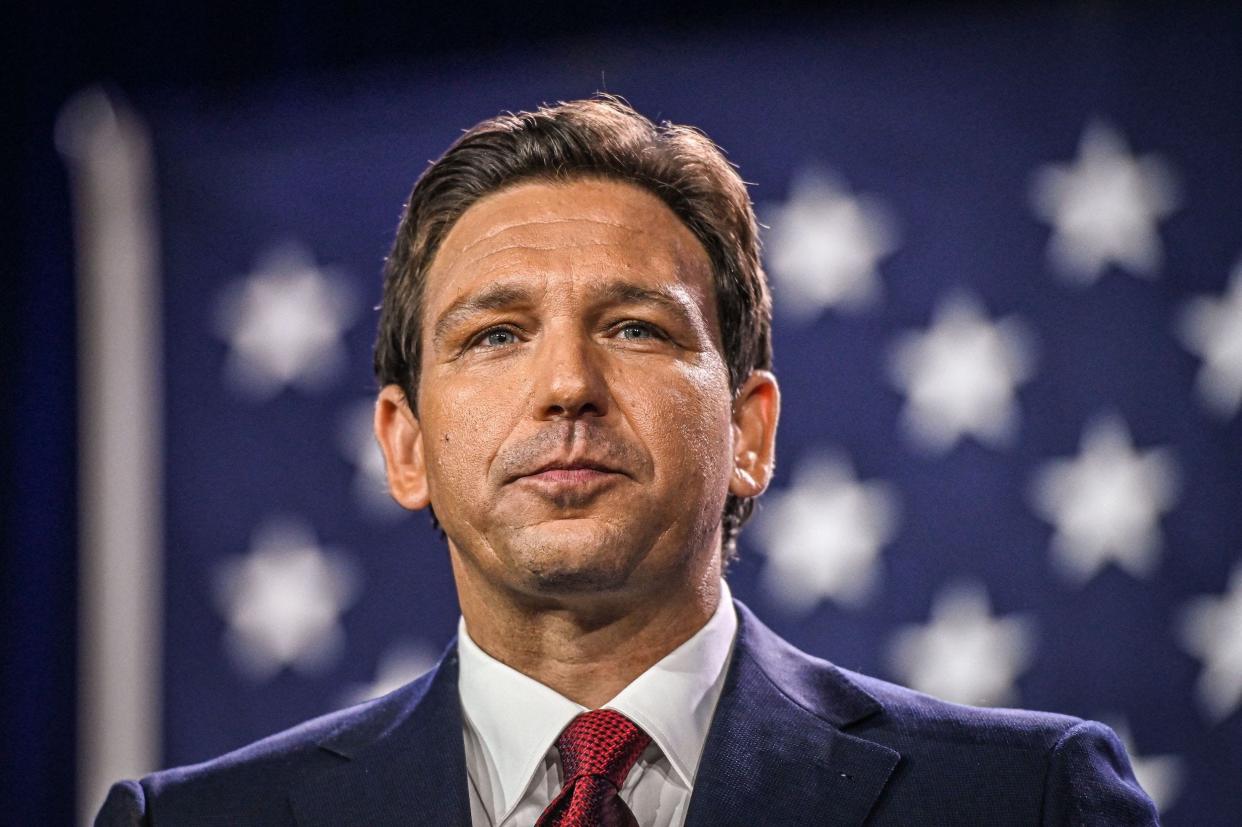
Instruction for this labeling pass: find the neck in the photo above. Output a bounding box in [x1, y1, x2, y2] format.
[453, 557, 722, 709]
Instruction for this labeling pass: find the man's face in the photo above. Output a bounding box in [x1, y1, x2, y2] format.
[380, 177, 773, 604]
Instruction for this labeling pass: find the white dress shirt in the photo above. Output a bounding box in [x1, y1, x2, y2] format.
[457, 580, 739, 827]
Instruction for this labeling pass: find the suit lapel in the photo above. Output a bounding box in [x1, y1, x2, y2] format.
[289, 642, 472, 827]
[686, 603, 900, 827]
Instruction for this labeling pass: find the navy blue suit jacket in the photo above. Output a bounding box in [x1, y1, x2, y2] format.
[96, 601, 1158, 825]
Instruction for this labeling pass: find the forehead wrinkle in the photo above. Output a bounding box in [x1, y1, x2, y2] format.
[458, 240, 637, 274]
[454, 215, 648, 257]
[441, 227, 698, 299]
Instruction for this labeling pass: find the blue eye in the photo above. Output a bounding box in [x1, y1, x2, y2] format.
[619, 323, 657, 340]
[480, 328, 517, 347]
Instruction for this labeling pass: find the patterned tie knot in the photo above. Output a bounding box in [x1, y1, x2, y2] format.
[556, 709, 652, 789]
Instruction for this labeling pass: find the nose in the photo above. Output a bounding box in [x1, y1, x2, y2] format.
[531, 329, 610, 421]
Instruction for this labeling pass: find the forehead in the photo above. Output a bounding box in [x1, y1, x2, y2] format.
[422, 177, 715, 312]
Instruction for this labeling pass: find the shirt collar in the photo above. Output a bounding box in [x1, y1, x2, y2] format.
[605, 579, 737, 786]
[457, 579, 738, 817]
[457, 620, 584, 821]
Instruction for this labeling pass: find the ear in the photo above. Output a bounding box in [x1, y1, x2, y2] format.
[728, 370, 780, 498]
[374, 384, 431, 510]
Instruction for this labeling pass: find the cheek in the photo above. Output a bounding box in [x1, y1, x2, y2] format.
[421, 379, 517, 498]
[625, 360, 734, 489]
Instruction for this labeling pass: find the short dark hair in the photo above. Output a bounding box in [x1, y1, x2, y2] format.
[374, 95, 772, 558]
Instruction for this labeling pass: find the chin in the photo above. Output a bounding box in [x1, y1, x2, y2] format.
[520, 566, 630, 595]
[505, 519, 646, 595]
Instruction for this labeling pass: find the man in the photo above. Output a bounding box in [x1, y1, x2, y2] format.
[97, 97, 1158, 825]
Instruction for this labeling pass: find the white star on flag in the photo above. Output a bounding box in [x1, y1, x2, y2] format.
[888, 293, 1036, 453]
[1029, 416, 1179, 584]
[1105, 719, 1184, 815]
[214, 517, 361, 681]
[1177, 259, 1242, 419]
[1030, 120, 1178, 283]
[763, 167, 899, 319]
[340, 640, 439, 707]
[338, 398, 408, 520]
[215, 242, 357, 399]
[1179, 564, 1242, 723]
[887, 581, 1035, 707]
[753, 453, 899, 611]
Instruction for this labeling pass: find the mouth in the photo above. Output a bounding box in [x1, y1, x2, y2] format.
[512, 458, 627, 496]
[527, 466, 614, 483]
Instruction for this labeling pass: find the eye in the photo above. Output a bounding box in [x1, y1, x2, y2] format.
[473, 326, 519, 349]
[617, 322, 663, 340]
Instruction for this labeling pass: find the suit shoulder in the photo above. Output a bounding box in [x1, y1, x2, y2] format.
[843, 668, 1081, 750]
[733, 600, 1082, 751]
[132, 706, 357, 825]
[837, 672, 1157, 824]
[145, 702, 357, 790]
[110, 674, 433, 825]
[721, 603, 1157, 823]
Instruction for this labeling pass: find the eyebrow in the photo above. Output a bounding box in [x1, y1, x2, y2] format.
[595, 281, 695, 321]
[432, 283, 536, 345]
[430, 279, 698, 346]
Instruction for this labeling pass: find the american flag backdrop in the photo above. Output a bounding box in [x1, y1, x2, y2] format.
[68, 6, 1242, 823]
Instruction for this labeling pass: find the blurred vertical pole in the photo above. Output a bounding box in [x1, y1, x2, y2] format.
[56, 89, 163, 825]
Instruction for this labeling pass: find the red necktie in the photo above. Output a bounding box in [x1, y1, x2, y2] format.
[535, 709, 653, 827]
